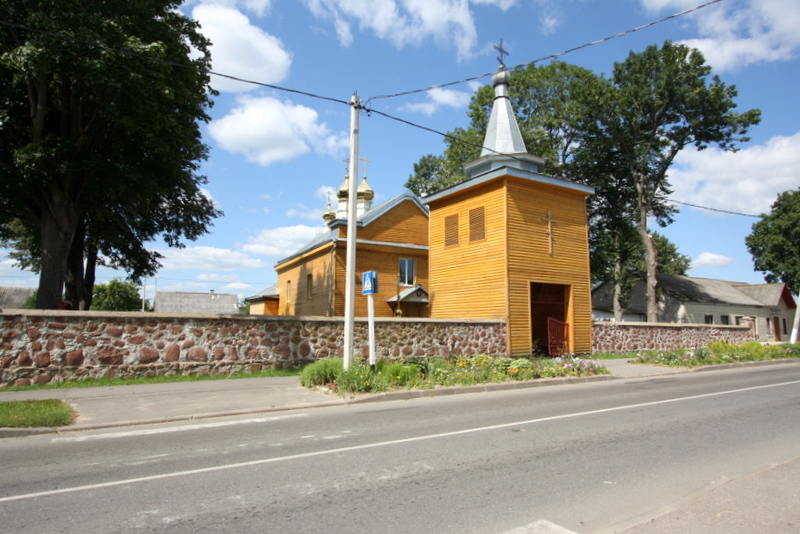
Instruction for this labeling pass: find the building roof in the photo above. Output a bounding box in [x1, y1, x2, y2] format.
[0, 286, 36, 309]
[423, 65, 592, 204]
[592, 274, 795, 313]
[153, 292, 240, 314]
[386, 284, 429, 304]
[244, 283, 279, 303]
[275, 191, 429, 268]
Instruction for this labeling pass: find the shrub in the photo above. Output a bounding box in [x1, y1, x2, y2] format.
[299, 357, 343, 387]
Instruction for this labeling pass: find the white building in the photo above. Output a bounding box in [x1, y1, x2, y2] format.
[592, 274, 797, 343]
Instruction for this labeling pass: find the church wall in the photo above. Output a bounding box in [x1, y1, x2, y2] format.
[505, 179, 593, 355]
[277, 249, 333, 316]
[427, 181, 508, 320]
[331, 244, 429, 318]
[358, 199, 429, 245]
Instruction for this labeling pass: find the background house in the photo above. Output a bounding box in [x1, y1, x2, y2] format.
[592, 274, 797, 342]
[244, 283, 279, 315]
[0, 286, 36, 309]
[154, 291, 240, 314]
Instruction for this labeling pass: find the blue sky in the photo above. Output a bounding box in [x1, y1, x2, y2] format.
[2, 0, 799, 303]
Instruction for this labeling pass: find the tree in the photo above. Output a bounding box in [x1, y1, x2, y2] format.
[92, 279, 147, 311]
[590, 42, 760, 321]
[745, 188, 800, 343]
[0, 0, 220, 309]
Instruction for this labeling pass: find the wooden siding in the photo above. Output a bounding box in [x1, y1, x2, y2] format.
[360, 199, 429, 245]
[331, 244, 429, 318]
[428, 181, 507, 320]
[276, 249, 333, 316]
[506, 178, 593, 355]
[248, 300, 279, 315]
[427, 175, 593, 356]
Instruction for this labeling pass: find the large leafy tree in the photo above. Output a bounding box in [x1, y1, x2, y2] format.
[746, 188, 800, 295]
[0, 0, 220, 309]
[590, 42, 760, 321]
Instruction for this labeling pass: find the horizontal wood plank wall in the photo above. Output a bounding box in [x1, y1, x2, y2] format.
[277, 250, 332, 316]
[360, 200, 429, 245]
[428, 181, 507, 320]
[506, 178, 593, 355]
[332, 244, 429, 318]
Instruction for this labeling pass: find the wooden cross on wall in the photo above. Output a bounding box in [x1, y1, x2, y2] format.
[542, 210, 558, 255]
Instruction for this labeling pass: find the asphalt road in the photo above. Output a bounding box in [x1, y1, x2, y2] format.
[1, 365, 798, 533]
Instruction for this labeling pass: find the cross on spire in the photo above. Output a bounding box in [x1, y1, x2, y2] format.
[360, 156, 371, 177]
[493, 39, 509, 69]
[542, 210, 558, 255]
[342, 158, 350, 174]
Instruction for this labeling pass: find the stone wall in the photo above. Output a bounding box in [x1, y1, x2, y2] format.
[592, 320, 757, 353]
[1, 310, 760, 386]
[0, 311, 506, 386]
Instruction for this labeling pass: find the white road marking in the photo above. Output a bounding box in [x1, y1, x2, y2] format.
[50, 413, 309, 443]
[3, 379, 798, 504]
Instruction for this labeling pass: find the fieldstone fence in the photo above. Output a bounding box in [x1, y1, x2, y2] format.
[1, 310, 756, 386]
[0, 311, 506, 386]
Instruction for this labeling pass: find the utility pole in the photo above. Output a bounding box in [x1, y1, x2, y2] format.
[343, 93, 361, 370]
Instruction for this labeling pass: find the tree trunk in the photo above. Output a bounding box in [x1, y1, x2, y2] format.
[633, 172, 659, 323]
[82, 242, 98, 310]
[613, 253, 624, 322]
[64, 223, 85, 309]
[36, 205, 78, 309]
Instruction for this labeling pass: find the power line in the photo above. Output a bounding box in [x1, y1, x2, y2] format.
[669, 199, 761, 218]
[365, 0, 726, 104]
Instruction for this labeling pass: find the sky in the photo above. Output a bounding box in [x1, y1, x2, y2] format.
[2, 0, 800, 304]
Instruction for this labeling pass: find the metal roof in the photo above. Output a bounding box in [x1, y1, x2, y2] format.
[592, 274, 790, 311]
[0, 286, 36, 309]
[153, 292, 240, 314]
[275, 191, 428, 268]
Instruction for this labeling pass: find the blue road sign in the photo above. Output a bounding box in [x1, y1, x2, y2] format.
[362, 271, 378, 295]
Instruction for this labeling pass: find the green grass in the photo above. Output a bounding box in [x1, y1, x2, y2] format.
[0, 399, 76, 428]
[301, 355, 610, 396]
[630, 341, 800, 367]
[1, 368, 299, 392]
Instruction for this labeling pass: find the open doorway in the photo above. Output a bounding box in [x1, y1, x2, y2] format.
[530, 282, 570, 356]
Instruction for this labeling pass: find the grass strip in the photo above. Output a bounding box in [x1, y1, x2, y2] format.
[0, 399, 76, 428]
[1, 368, 299, 392]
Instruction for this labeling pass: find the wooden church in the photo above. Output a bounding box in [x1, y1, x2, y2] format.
[256, 62, 594, 356]
[272, 171, 430, 318]
[423, 67, 594, 356]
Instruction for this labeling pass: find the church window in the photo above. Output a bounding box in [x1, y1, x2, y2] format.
[469, 207, 485, 242]
[445, 214, 459, 247]
[399, 259, 415, 286]
[306, 274, 313, 299]
[286, 280, 291, 303]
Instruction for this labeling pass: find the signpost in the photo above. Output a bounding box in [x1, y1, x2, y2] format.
[362, 271, 378, 369]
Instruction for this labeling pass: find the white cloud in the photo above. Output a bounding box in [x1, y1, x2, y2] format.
[402, 85, 477, 115]
[303, 0, 512, 60]
[197, 273, 241, 282]
[192, 4, 291, 92]
[158, 246, 268, 271]
[184, 0, 273, 17]
[691, 251, 735, 269]
[639, 0, 800, 71]
[287, 204, 325, 221]
[208, 95, 349, 166]
[242, 225, 325, 258]
[668, 133, 800, 217]
[221, 282, 257, 292]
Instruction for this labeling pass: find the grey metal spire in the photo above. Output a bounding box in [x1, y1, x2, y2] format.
[480, 67, 527, 157]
